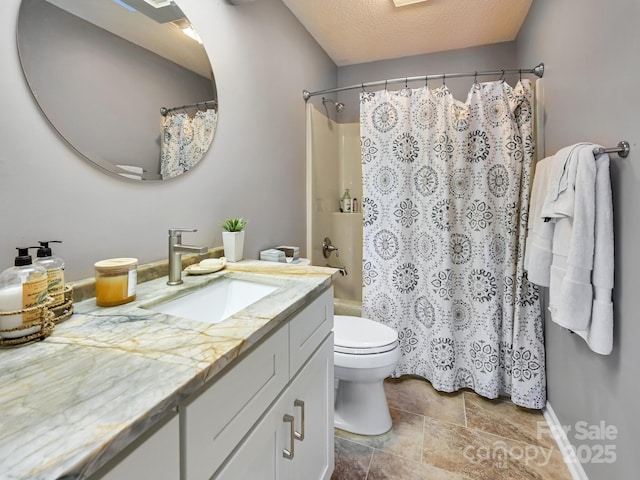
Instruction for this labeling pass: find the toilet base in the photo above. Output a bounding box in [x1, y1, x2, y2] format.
[334, 379, 392, 435]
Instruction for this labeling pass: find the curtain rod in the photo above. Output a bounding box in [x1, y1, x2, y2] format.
[302, 63, 544, 101]
[160, 99, 217, 117]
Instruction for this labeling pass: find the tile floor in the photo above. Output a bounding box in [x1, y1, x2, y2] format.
[332, 377, 573, 480]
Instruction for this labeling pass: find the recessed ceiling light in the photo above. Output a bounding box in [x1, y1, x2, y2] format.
[392, 0, 429, 7]
[143, 0, 173, 8]
[182, 26, 203, 44]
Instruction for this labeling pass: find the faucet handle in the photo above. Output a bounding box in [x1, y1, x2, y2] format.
[168, 228, 197, 236]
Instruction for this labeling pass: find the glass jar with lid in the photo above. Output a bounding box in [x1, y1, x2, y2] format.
[94, 258, 138, 307]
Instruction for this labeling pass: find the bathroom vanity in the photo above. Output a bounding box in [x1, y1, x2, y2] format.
[0, 261, 336, 479]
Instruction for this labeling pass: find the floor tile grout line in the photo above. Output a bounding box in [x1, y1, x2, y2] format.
[420, 413, 426, 465]
[363, 447, 374, 480]
[462, 392, 468, 428]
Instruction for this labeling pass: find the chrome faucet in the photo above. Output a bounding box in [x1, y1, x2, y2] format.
[167, 228, 208, 285]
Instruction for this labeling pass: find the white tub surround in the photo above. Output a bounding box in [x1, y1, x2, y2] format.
[0, 260, 338, 480]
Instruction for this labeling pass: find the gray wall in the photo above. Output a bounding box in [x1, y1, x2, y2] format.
[516, 0, 640, 477]
[332, 42, 517, 123]
[0, 0, 336, 281]
[18, 1, 215, 180]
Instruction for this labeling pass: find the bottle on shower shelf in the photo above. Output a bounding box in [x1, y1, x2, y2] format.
[341, 189, 352, 213]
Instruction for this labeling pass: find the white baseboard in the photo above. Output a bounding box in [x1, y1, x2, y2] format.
[543, 402, 589, 480]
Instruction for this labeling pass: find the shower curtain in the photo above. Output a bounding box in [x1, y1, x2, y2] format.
[361, 80, 545, 408]
[160, 109, 218, 179]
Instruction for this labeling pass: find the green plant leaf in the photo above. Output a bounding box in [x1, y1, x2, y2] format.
[221, 217, 247, 232]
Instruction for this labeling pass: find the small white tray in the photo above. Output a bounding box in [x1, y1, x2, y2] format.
[185, 257, 227, 275]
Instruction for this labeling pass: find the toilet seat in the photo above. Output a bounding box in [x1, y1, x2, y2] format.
[334, 315, 398, 355]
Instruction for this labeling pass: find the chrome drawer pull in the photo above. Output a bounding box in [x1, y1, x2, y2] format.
[283, 414, 295, 459]
[294, 399, 305, 441]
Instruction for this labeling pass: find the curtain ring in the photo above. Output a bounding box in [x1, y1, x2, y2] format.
[425, 74, 428, 87]
[500, 69, 505, 82]
[474, 71, 478, 85]
[405, 77, 408, 88]
[519, 69, 522, 81]
[361, 83, 365, 93]
[384, 80, 388, 91]
[442, 74, 446, 86]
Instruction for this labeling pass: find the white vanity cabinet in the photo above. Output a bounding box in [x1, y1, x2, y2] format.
[181, 287, 334, 480]
[216, 336, 333, 480]
[91, 411, 180, 480]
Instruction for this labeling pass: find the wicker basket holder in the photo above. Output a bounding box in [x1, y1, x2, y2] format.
[0, 301, 56, 347]
[50, 285, 74, 324]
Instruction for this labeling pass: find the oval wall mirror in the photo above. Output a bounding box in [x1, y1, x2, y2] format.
[17, 0, 218, 181]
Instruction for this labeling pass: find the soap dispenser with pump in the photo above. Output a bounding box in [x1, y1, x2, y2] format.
[34, 241, 65, 306]
[0, 247, 49, 337]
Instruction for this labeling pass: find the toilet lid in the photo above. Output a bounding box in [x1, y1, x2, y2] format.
[334, 315, 398, 354]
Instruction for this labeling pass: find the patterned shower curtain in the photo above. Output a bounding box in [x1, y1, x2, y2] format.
[361, 80, 545, 409]
[160, 109, 218, 179]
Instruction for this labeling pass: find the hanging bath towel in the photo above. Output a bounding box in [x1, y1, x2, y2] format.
[526, 143, 614, 354]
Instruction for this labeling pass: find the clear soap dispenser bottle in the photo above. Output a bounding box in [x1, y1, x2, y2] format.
[0, 247, 49, 334]
[34, 241, 65, 306]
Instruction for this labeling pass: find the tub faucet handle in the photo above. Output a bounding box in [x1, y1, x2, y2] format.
[322, 237, 339, 258]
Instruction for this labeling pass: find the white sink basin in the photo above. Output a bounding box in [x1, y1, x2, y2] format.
[148, 277, 278, 325]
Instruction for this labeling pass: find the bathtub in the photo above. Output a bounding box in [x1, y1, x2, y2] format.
[333, 297, 361, 317]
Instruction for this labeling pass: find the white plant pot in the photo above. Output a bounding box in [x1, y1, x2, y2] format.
[222, 231, 245, 262]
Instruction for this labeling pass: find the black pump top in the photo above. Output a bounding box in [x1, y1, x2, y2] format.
[15, 247, 37, 266]
[36, 240, 62, 258]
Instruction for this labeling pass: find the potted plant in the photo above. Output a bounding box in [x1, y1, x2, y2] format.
[221, 217, 247, 262]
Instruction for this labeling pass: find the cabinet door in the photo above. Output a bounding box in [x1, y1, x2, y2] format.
[91, 412, 179, 480]
[215, 335, 334, 480]
[213, 390, 292, 480]
[182, 326, 289, 480]
[288, 335, 334, 480]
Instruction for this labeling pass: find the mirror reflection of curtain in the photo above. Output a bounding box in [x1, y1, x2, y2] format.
[160, 109, 218, 179]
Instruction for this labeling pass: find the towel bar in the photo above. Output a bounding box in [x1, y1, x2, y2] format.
[593, 141, 630, 158]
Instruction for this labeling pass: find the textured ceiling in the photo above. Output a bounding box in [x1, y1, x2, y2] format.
[281, 0, 533, 66]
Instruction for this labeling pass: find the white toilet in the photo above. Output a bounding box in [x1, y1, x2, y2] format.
[333, 315, 400, 435]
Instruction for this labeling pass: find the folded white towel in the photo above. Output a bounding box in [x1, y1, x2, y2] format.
[524, 155, 554, 286]
[575, 151, 614, 355]
[539, 143, 589, 219]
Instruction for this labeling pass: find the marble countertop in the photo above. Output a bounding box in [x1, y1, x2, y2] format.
[0, 260, 337, 480]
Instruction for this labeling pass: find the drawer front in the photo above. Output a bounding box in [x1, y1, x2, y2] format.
[182, 326, 289, 480]
[289, 287, 333, 376]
